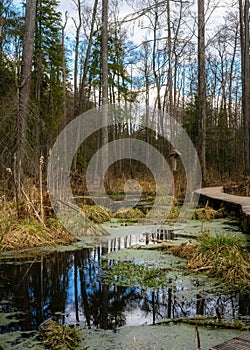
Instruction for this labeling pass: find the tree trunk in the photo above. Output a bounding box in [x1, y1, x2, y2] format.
[198, 0, 207, 182]
[62, 11, 68, 126]
[239, 0, 250, 173]
[16, 0, 37, 194]
[73, 0, 82, 117]
[79, 0, 98, 113]
[101, 0, 109, 176]
[0, 0, 3, 56]
[166, 0, 173, 115]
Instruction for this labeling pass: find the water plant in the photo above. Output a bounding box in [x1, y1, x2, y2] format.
[101, 260, 174, 289]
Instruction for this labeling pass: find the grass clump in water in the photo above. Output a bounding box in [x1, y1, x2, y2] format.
[166, 205, 180, 221]
[170, 233, 250, 293]
[82, 205, 112, 223]
[40, 320, 84, 350]
[113, 207, 145, 221]
[192, 207, 224, 220]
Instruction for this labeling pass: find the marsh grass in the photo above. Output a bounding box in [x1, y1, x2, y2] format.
[192, 207, 225, 220]
[164, 204, 224, 223]
[0, 217, 75, 251]
[40, 320, 83, 350]
[166, 205, 180, 221]
[81, 205, 112, 223]
[113, 207, 145, 220]
[170, 233, 250, 293]
[188, 233, 250, 292]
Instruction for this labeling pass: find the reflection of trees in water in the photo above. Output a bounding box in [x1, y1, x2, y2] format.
[1, 246, 250, 333]
[87, 284, 128, 329]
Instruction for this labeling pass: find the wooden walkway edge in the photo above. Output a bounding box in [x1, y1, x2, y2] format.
[194, 187, 250, 349]
[194, 186, 250, 233]
[210, 332, 250, 350]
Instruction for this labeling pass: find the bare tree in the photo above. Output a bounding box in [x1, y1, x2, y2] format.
[16, 0, 37, 194]
[62, 11, 69, 126]
[198, 0, 207, 182]
[72, 0, 82, 116]
[0, 0, 3, 55]
[239, 0, 250, 173]
[79, 0, 99, 112]
[101, 0, 109, 177]
[166, 0, 173, 115]
[102, 0, 109, 107]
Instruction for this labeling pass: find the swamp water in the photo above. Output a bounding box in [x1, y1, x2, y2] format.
[0, 218, 249, 349]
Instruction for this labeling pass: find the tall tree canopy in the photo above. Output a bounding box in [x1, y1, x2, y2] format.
[0, 0, 248, 188]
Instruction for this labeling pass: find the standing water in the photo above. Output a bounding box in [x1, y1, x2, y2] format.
[0, 218, 250, 348]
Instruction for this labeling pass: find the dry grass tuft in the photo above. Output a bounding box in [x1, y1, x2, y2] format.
[113, 207, 145, 220]
[192, 207, 224, 220]
[40, 320, 83, 350]
[81, 205, 112, 223]
[0, 218, 75, 251]
[168, 241, 198, 259]
[168, 232, 250, 293]
[188, 233, 250, 291]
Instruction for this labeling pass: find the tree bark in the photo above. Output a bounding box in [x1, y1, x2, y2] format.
[72, 0, 82, 117]
[0, 0, 3, 56]
[16, 0, 37, 193]
[62, 11, 68, 126]
[79, 0, 98, 113]
[166, 0, 173, 116]
[239, 0, 250, 174]
[101, 0, 109, 176]
[198, 0, 207, 182]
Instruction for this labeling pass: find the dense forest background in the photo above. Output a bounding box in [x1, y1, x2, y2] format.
[0, 0, 249, 199]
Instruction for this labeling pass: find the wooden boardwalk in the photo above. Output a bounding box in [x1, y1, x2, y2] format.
[210, 332, 250, 350]
[194, 186, 250, 233]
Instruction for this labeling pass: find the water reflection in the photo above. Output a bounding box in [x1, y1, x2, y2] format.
[0, 235, 250, 334]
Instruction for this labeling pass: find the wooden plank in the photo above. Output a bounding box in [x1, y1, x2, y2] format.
[210, 333, 250, 350]
[238, 333, 250, 341]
